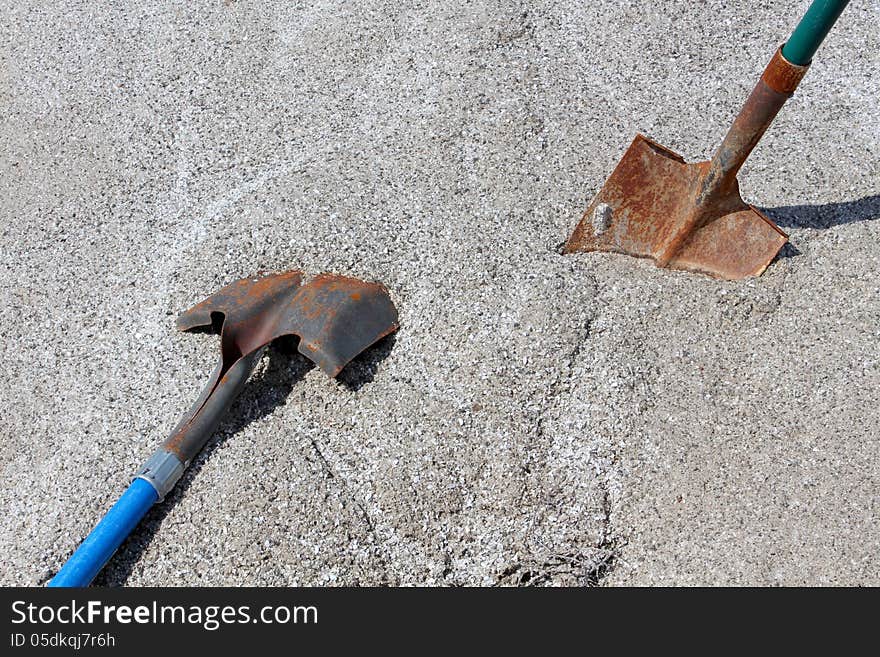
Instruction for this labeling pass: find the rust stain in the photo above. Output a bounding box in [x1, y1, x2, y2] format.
[762, 48, 809, 93]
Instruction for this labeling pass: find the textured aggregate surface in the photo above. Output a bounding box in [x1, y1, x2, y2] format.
[1, 0, 878, 586]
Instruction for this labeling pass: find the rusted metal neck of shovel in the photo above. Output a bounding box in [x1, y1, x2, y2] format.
[563, 47, 810, 280]
[654, 48, 809, 270]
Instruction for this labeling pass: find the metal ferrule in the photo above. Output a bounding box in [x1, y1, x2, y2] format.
[135, 449, 185, 501]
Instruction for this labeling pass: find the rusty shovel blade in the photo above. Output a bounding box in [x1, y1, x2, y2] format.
[164, 271, 398, 466]
[177, 270, 399, 377]
[564, 47, 808, 281]
[563, 134, 788, 280]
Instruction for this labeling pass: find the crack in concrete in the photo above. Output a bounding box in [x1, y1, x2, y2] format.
[584, 485, 619, 586]
[507, 288, 625, 586]
[308, 436, 391, 584]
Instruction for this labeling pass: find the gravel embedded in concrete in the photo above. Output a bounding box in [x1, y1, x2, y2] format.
[1, 0, 877, 586]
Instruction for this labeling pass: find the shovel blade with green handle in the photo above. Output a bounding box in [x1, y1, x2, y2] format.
[564, 0, 850, 280]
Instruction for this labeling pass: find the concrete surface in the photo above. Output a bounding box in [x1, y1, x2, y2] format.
[1, 0, 877, 586]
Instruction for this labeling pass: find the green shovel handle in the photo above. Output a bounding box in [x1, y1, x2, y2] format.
[782, 0, 849, 65]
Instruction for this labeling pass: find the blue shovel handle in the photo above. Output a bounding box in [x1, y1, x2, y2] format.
[47, 350, 263, 587]
[47, 478, 158, 587]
